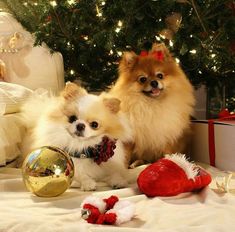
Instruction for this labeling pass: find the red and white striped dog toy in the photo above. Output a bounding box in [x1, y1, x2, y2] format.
[81, 195, 135, 225]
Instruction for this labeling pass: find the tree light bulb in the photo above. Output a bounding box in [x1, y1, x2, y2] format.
[169, 40, 174, 47]
[212, 66, 217, 71]
[109, 49, 114, 55]
[70, 69, 75, 75]
[175, 58, 180, 63]
[190, 49, 197, 54]
[117, 51, 122, 56]
[159, 34, 166, 39]
[211, 54, 216, 58]
[67, 0, 76, 5]
[155, 35, 161, 41]
[96, 5, 102, 17]
[117, 20, 123, 27]
[50, 1, 57, 7]
[101, 1, 106, 5]
[198, 70, 202, 74]
[115, 28, 121, 33]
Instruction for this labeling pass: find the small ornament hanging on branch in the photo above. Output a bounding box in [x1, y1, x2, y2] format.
[45, 15, 52, 22]
[229, 40, 235, 55]
[159, 12, 182, 40]
[165, 12, 182, 33]
[0, 59, 6, 81]
[226, 1, 235, 15]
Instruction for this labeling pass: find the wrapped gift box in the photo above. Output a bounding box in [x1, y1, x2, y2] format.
[191, 120, 235, 171]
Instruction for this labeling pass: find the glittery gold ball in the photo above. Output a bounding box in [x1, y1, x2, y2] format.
[22, 146, 74, 197]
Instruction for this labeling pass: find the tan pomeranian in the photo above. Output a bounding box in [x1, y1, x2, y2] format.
[109, 43, 195, 167]
[20, 83, 134, 191]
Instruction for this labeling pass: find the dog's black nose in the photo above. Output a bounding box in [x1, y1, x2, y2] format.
[150, 80, 158, 88]
[76, 123, 85, 131]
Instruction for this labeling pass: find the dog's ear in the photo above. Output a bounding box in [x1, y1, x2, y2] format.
[61, 82, 87, 101]
[103, 97, 121, 114]
[119, 51, 138, 72]
[151, 43, 172, 61]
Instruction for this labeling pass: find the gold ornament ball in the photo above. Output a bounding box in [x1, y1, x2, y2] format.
[22, 146, 74, 197]
[165, 12, 182, 33]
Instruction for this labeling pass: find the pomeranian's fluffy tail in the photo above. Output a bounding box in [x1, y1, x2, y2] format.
[20, 89, 57, 129]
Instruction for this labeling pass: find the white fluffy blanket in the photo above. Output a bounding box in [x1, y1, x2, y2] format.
[0, 164, 235, 232]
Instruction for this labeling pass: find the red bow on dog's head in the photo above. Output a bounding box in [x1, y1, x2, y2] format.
[139, 50, 164, 61]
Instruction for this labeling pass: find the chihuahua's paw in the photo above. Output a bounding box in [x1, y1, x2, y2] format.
[70, 180, 81, 188]
[80, 179, 97, 191]
[108, 175, 128, 189]
[129, 159, 145, 169]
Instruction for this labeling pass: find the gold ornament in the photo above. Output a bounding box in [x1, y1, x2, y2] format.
[165, 12, 182, 33]
[22, 146, 74, 197]
[157, 12, 182, 41]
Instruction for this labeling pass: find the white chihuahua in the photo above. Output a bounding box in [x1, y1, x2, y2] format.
[21, 83, 133, 191]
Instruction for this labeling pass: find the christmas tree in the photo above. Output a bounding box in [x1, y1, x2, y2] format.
[1, 0, 235, 113]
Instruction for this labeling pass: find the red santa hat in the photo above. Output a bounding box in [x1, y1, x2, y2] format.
[137, 154, 212, 197]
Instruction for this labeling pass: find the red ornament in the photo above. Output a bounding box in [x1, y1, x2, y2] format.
[229, 41, 235, 55]
[218, 108, 231, 118]
[226, 1, 235, 15]
[137, 154, 212, 197]
[45, 15, 52, 22]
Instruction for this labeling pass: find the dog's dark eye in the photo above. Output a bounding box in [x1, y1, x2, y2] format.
[68, 115, 77, 123]
[139, 76, 147, 84]
[90, 121, 99, 129]
[156, 73, 164, 79]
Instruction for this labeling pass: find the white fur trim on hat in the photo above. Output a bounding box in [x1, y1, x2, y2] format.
[165, 153, 199, 179]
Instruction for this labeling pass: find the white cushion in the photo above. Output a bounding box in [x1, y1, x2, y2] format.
[0, 82, 32, 114]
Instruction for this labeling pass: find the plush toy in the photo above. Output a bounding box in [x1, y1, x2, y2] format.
[137, 154, 212, 197]
[81, 195, 135, 225]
